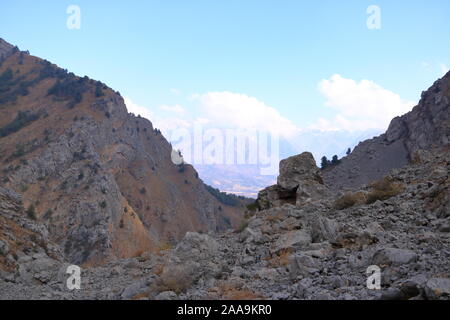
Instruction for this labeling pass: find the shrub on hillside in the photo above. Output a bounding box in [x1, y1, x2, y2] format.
[235, 220, 249, 233]
[333, 191, 367, 210]
[159, 265, 194, 294]
[26, 204, 36, 220]
[47, 74, 89, 105]
[366, 177, 404, 204]
[0, 111, 39, 138]
[204, 184, 246, 207]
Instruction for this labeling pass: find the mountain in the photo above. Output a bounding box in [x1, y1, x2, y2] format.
[0, 38, 244, 266]
[2, 108, 448, 300]
[1, 38, 448, 300]
[323, 72, 450, 191]
[195, 129, 381, 198]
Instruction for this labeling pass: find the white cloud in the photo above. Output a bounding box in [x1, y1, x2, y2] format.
[313, 74, 415, 131]
[170, 88, 181, 95]
[192, 91, 299, 138]
[421, 61, 430, 69]
[440, 64, 449, 77]
[159, 104, 185, 114]
[124, 97, 155, 121]
[124, 97, 191, 135]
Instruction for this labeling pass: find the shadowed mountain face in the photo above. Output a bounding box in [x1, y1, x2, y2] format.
[0, 39, 243, 266]
[323, 71, 450, 192]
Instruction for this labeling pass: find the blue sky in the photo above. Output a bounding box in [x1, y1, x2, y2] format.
[1, 0, 449, 141]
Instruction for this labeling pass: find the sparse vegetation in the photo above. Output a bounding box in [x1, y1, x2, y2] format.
[11, 143, 25, 159]
[160, 265, 193, 294]
[47, 73, 89, 105]
[321, 156, 330, 169]
[331, 155, 341, 165]
[0, 111, 39, 138]
[177, 163, 185, 173]
[246, 201, 258, 212]
[204, 184, 247, 207]
[157, 241, 173, 253]
[99, 201, 107, 209]
[321, 154, 341, 169]
[268, 249, 291, 268]
[218, 283, 263, 300]
[334, 192, 362, 210]
[235, 220, 249, 233]
[26, 204, 36, 220]
[366, 177, 404, 204]
[43, 208, 54, 220]
[95, 82, 104, 97]
[335, 194, 355, 210]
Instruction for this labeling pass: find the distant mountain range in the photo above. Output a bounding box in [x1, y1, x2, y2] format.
[196, 129, 382, 197]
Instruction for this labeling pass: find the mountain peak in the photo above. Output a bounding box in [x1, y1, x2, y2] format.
[0, 38, 15, 59]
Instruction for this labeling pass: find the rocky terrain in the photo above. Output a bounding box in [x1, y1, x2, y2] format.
[0, 38, 244, 268]
[1, 146, 448, 300]
[0, 38, 449, 300]
[323, 71, 450, 191]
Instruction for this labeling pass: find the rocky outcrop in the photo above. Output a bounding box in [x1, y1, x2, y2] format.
[0, 38, 15, 62]
[0, 38, 243, 266]
[1, 38, 448, 301]
[0, 186, 63, 278]
[257, 152, 328, 210]
[324, 71, 450, 191]
[1, 148, 448, 300]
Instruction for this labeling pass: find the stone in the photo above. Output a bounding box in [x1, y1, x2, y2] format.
[289, 254, 317, 278]
[295, 278, 314, 297]
[273, 230, 312, 253]
[371, 248, 417, 266]
[380, 288, 405, 300]
[277, 152, 323, 191]
[311, 217, 340, 243]
[121, 279, 150, 299]
[155, 291, 178, 300]
[423, 278, 450, 299]
[0, 240, 9, 256]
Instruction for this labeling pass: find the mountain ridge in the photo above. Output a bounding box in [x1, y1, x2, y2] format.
[0, 38, 244, 266]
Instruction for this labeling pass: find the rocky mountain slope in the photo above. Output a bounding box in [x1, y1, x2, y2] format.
[0, 38, 448, 300]
[323, 71, 450, 191]
[1, 146, 448, 300]
[0, 38, 243, 267]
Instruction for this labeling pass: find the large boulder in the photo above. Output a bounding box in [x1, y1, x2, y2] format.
[257, 152, 327, 210]
[423, 278, 450, 299]
[0, 240, 9, 256]
[257, 185, 295, 210]
[273, 230, 312, 253]
[371, 248, 417, 266]
[277, 152, 323, 190]
[159, 232, 222, 293]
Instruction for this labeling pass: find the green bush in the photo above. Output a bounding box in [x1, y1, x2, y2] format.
[246, 202, 258, 212]
[26, 204, 37, 220]
[204, 184, 247, 207]
[0, 111, 39, 138]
